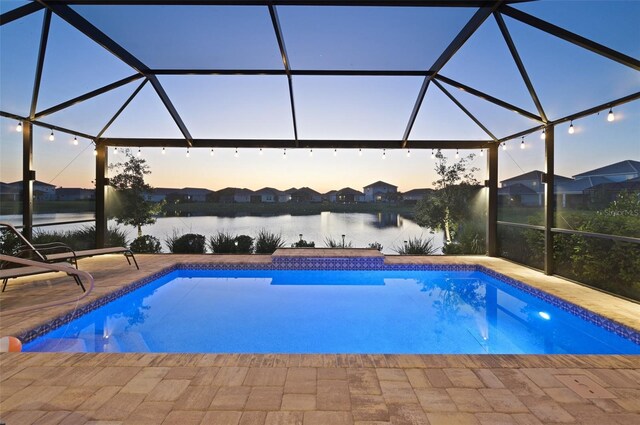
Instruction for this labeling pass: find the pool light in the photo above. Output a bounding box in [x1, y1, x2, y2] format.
[539, 311, 551, 320]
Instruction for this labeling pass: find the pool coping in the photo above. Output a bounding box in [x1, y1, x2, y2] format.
[16, 256, 640, 348]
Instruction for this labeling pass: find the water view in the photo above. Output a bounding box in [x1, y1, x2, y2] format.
[0, 212, 443, 255]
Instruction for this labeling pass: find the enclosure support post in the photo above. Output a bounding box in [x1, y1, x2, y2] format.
[95, 141, 108, 248]
[544, 125, 555, 275]
[22, 121, 33, 242]
[487, 143, 498, 256]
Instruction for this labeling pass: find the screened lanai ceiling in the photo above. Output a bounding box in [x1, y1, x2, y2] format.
[1, 0, 639, 150]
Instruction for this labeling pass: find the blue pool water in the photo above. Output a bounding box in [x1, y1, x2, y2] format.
[24, 269, 640, 354]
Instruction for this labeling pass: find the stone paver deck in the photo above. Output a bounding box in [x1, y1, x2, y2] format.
[1, 254, 639, 424]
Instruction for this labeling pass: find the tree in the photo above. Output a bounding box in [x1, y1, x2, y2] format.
[109, 149, 162, 237]
[414, 150, 480, 244]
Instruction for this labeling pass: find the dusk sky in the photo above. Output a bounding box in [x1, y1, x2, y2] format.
[1, 1, 638, 192]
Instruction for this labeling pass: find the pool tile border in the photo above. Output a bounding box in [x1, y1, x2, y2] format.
[17, 257, 640, 347]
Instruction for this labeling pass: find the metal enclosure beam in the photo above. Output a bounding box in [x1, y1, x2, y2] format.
[97, 78, 149, 138]
[30, 9, 51, 120]
[402, 3, 503, 147]
[95, 141, 108, 248]
[269, 5, 299, 144]
[544, 125, 554, 275]
[486, 143, 498, 256]
[22, 121, 34, 241]
[493, 12, 547, 123]
[501, 5, 640, 71]
[35, 74, 143, 119]
[0, 2, 44, 26]
[147, 75, 193, 146]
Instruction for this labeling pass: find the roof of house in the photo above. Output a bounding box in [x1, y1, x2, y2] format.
[573, 160, 640, 178]
[324, 190, 337, 196]
[150, 187, 180, 195]
[8, 180, 56, 188]
[180, 187, 215, 195]
[402, 188, 433, 197]
[498, 183, 538, 196]
[255, 187, 287, 196]
[500, 170, 573, 184]
[56, 188, 94, 193]
[285, 187, 298, 194]
[363, 180, 397, 189]
[586, 179, 640, 192]
[337, 187, 364, 196]
[556, 176, 612, 193]
[291, 187, 322, 196]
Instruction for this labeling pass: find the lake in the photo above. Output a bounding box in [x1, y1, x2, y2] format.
[0, 212, 444, 254]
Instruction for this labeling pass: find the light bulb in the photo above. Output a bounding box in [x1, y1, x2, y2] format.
[93, 148, 97, 156]
[309, 149, 313, 157]
[568, 121, 574, 134]
[540, 129, 546, 140]
[186, 149, 190, 158]
[234, 148, 239, 158]
[137, 148, 141, 157]
[358, 148, 362, 156]
[607, 108, 614, 122]
[502, 143, 506, 151]
[520, 139, 525, 149]
[16, 122, 22, 132]
[283, 148, 287, 159]
[479, 149, 484, 157]
[162, 147, 166, 155]
[382, 149, 386, 160]
[406, 149, 411, 158]
[73, 137, 78, 146]
[333, 149, 337, 157]
[210, 148, 214, 156]
[455, 149, 459, 159]
[430, 149, 435, 159]
[259, 148, 263, 155]
[114, 147, 118, 154]
[49, 131, 55, 141]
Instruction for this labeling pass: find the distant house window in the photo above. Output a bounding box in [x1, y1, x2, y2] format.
[532, 181, 537, 186]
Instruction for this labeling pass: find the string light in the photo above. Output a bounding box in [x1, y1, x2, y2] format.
[382, 149, 386, 160]
[234, 148, 239, 158]
[210, 148, 214, 156]
[186, 148, 190, 158]
[540, 128, 546, 140]
[162, 147, 166, 155]
[568, 120, 575, 134]
[48, 130, 55, 141]
[73, 137, 78, 146]
[607, 108, 615, 122]
[16, 122, 22, 132]
[309, 149, 313, 157]
[455, 149, 459, 159]
[137, 148, 141, 157]
[430, 149, 435, 159]
[502, 142, 507, 151]
[479, 149, 484, 157]
[406, 149, 411, 158]
[283, 148, 287, 159]
[259, 148, 263, 155]
[358, 148, 362, 156]
[114, 147, 119, 155]
[333, 148, 337, 157]
[93, 147, 97, 156]
[520, 137, 525, 149]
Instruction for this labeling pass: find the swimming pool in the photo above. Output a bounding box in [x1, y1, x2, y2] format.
[22, 265, 640, 354]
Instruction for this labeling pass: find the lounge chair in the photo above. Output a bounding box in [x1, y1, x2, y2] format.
[0, 259, 86, 292]
[0, 222, 138, 270]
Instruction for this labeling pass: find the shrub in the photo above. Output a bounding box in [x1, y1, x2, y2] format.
[0, 227, 21, 256]
[234, 235, 254, 254]
[208, 231, 237, 253]
[292, 239, 315, 248]
[394, 236, 439, 255]
[368, 242, 383, 251]
[130, 235, 162, 253]
[255, 229, 285, 254]
[32, 225, 127, 251]
[165, 230, 206, 254]
[324, 236, 352, 248]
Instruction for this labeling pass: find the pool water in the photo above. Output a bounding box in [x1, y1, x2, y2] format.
[24, 269, 640, 354]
